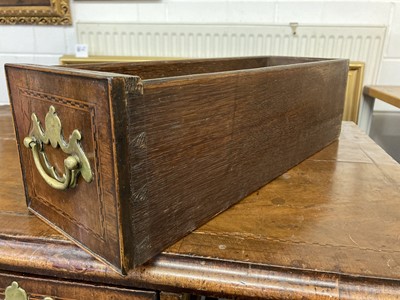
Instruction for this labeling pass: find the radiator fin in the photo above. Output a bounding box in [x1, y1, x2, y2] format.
[77, 23, 386, 84]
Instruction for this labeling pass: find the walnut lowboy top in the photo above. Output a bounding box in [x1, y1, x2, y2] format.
[2, 103, 400, 299]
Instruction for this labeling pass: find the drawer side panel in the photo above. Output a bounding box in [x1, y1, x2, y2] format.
[128, 60, 349, 265]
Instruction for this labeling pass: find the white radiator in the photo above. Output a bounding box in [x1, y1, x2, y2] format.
[77, 23, 386, 84]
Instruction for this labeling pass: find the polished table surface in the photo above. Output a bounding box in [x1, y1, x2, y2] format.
[1, 105, 400, 299]
[363, 85, 400, 109]
[359, 85, 400, 133]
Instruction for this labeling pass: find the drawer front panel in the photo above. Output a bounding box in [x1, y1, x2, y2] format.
[0, 273, 156, 300]
[6, 65, 122, 270]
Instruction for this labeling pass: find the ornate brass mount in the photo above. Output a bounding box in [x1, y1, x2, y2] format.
[23, 106, 93, 190]
[5, 281, 28, 300]
[5, 281, 54, 300]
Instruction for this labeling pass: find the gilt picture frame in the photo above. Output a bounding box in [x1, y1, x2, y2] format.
[343, 62, 365, 124]
[0, 0, 71, 25]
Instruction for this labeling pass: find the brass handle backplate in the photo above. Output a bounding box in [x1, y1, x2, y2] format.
[5, 281, 54, 300]
[5, 281, 28, 300]
[23, 105, 93, 190]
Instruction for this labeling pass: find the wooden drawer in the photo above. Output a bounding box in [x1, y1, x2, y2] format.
[0, 272, 155, 300]
[6, 56, 349, 274]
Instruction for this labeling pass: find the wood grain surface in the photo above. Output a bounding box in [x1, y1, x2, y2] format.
[1, 106, 400, 299]
[122, 57, 348, 267]
[363, 85, 400, 109]
[6, 56, 348, 272]
[5, 65, 134, 272]
[67, 56, 328, 79]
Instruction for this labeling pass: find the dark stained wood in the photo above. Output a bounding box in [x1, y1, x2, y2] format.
[66, 56, 330, 79]
[5, 66, 137, 273]
[6, 56, 349, 273]
[65, 56, 270, 79]
[124, 58, 348, 266]
[159, 292, 187, 300]
[1, 109, 400, 298]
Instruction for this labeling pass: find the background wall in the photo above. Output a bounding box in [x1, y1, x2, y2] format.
[2, 0, 400, 107]
[1, 0, 400, 157]
[1, 0, 400, 106]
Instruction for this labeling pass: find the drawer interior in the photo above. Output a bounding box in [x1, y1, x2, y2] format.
[63, 56, 329, 80]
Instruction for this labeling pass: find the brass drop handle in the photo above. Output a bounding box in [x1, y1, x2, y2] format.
[23, 106, 93, 190]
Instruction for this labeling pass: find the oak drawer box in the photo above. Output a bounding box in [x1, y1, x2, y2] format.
[6, 56, 348, 274]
